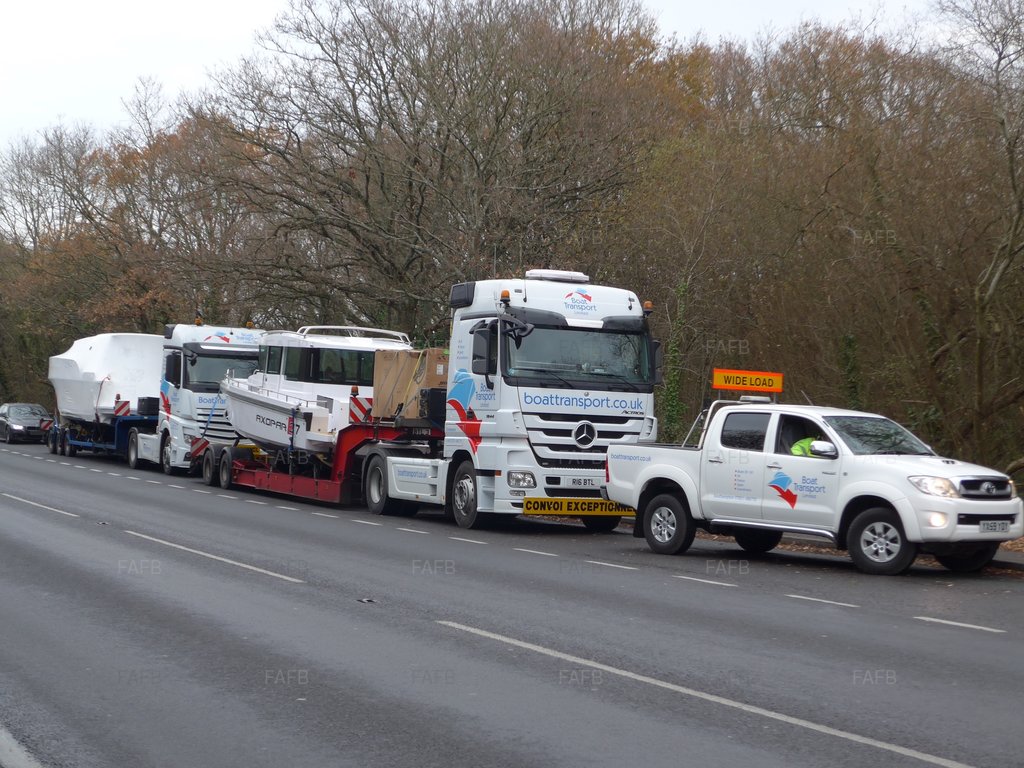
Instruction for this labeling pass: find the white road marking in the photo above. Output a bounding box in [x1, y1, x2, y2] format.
[0, 719, 47, 768]
[32, 456, 43, 460]
[1, 492, 79, 518]
[913, 616, 1006, 634]
[352, 519, 383, 526]
[123, 530, 305, 583]
[107, 472, 122, 476]
[673, 575, 738, 587]
[168, 484, 185, 489]
[88, 468, 102, 473]
[245, 500, 268, 506]
[438, 621, 976, 768]
[311, 512, 339, 518]
[449, 536, 486, 544]
[126, 476, 140, 481]
[193, 489, 212, 494]
[585, 560, 637, 571]
[74, 465, 86, 469]
[45, 459, 56, 463]
[218, 494, 237, 499]
[60, 462, 71, 466]
[277, 506, 299, 511]
[786, 594, 859, 608]
[513, 548, 558, 557]
[397, 527, 429, 535]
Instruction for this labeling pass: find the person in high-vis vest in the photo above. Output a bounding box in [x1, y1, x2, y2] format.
[791, 435, 819, 456]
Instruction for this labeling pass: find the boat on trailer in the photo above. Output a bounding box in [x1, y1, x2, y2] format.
[221, 326, 412, 454]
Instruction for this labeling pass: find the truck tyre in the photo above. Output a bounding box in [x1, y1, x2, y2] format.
[451, 460, 489, 529]
[734, 529, 783, 554]
[364, 455, 417, 517]
[47, 429, 58, 454]
[160, 434, 177, 476]
[57, 429, 67, 456]
[934, 542, 1000, 573]
[64, 430, 77, 457]
[218, 448, 234, 489]
[127, 429, 142, 469]
[582, 516, 621, 533]
[643, 494, 695, 555]
[848, 507, 917, 575]
[202, 449, 218, 486]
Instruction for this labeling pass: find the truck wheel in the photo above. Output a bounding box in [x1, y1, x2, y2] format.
[160, 434, 177, 476]
[734, 529, 783, 554]
[218, 448, 234, 489]
[47, 429, 58, 454]
[848, 507, 917, 575]
[202, 449, 218, 486]
[364, 455, 417, 517]
[582, 516, 621, 533]
[451, 460, 489, 529]
[643, 494, 695, 555]
[127, 430, 142, 469]
[57, 429, 67, 456]
[64, 431, 78, 457]
[934, 542, 1000, 573]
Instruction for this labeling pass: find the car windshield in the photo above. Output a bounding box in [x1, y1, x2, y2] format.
[11, 405, 47, 418]
[823, 415, 933, 455]
[504, 325, 652, 388]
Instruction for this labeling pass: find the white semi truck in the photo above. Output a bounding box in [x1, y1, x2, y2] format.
[208, 270, 661, 529]
[128, 323, 264, 474]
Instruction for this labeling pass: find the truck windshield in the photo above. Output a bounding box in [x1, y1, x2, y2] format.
[504, 325, 652, 389]
[823, 416, 933, 456]
[185, 353, 260, 392]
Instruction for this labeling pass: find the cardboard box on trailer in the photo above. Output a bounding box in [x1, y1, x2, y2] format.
[372, 348, 449, 419]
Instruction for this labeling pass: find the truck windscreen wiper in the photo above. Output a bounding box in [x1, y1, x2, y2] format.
[511, 366, 574, 388]
[586, 371, 640, 391]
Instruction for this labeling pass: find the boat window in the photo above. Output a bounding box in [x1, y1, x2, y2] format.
[282, 347, 375, 386]
[283, 347, 303, 380]
[266, 346, 282, 374]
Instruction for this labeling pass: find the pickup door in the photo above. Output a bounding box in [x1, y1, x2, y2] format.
[760, 412, 841, 530]
[700, 410, 771, 521]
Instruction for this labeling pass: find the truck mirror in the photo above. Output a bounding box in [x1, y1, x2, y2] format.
[652, 340, 664, 385]
[471, 322, 495, 376]
[809, 440, 838, 459]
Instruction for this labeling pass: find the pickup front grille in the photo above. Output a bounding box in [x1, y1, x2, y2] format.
[958, 477, 1014, 500]
[957, 513, 1018, 525]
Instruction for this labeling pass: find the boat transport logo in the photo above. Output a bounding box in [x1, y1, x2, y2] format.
[447, 369, 482, 452]
[768, 470, 798, 508]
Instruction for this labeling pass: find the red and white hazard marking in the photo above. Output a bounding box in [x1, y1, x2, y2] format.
[349, 396, 373, 423]
[113, 400, 131, 417]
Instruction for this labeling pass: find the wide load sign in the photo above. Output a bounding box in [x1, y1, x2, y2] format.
[712, 368, 784, 393]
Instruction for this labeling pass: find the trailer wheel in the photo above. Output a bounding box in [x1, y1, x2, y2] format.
[57, 429, 67, 456]
[218, 448, 234, 490]
[127, 429, 142, 469]
[47, 429, 58, 454]
[64, 430, 78, 457]
[202, 449, 219, 486]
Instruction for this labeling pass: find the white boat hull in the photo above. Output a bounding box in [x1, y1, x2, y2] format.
[221, 378, 340, 454]
[48, 334, 164, 423]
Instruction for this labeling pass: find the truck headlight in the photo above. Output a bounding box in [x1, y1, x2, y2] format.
[909, 476, 960, 498]
[507, 471, 536, 489]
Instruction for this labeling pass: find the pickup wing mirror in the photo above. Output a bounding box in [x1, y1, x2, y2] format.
[809, 440, 838, 459]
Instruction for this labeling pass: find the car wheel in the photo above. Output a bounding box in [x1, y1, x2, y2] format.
[4, 427, 12, 444]
[734, 528, 783, 554]
[848, 507, 918, 575]
[643, 493, 696, 555]
[581, 516, 621, 533]
[934, 542, 1000, 573]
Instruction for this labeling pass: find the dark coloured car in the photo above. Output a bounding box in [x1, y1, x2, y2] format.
[0, 402, 52, 444]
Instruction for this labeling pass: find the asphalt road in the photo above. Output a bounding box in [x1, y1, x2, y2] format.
[1, 442, 1021, 768]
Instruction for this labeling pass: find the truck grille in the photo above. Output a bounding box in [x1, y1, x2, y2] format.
[958, 477, 1014, 500]
[195, 407, 241, 441]
[524, 412, 645, 469]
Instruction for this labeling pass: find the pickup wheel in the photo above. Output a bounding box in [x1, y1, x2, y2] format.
[364, 455, 417, 517]
[848, 507, 917, 575]
[582, 516, 621, 533]
[643, 494, 695, 555]
[934, 542, 1000, 573]
[734, 529, 783, 554]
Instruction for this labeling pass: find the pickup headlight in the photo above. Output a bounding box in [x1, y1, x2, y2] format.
[507, 471, 536, 489]
[909, 476, 960, 498]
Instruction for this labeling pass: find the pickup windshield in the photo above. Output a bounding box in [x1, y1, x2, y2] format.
[823, 415, 933, 456]
[504, 325, 652, 389]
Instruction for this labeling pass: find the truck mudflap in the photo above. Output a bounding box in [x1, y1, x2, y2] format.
[522, 498, 635, 516]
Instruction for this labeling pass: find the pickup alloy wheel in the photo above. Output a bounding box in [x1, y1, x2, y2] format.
[643, 493, 696, 555]
[848, 507, 918, 575]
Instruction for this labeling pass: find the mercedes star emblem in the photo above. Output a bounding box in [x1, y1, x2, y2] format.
[573, 421, 597, 448]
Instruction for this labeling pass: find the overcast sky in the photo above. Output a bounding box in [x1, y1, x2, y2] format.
[0, 0, 936, 147]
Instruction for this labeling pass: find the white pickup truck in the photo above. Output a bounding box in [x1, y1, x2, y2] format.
[603, 398, 1023, 575]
